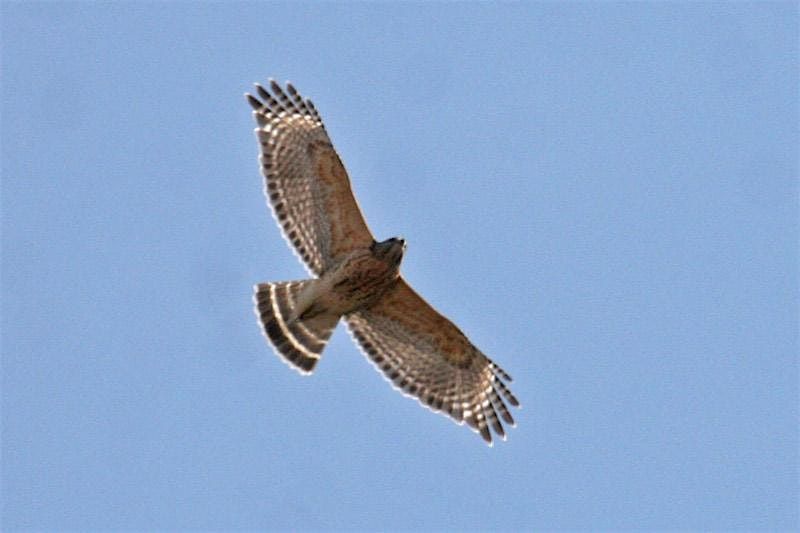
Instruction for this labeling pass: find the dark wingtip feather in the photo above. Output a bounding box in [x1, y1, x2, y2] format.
[479, 424, 492, 444]
[485, 402, 505, 439]
[269, 79, 282, 94]
[495, 377, 520, 407]
[246, 93, 262, 110]
[255, 83, 271, 102]
[490, 360, 513, 382]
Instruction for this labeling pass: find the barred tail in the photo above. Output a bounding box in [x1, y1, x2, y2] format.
[254, 281, 339, 374]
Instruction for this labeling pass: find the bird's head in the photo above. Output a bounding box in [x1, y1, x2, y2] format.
[371, 237, 406, 266]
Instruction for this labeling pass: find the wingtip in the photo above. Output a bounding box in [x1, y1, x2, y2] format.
[246, 93, 262, 110]
[255, 83, 270, 101]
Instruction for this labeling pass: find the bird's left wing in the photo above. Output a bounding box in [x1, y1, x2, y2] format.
[247, 80, 374, 276]
[345, 278, 519, 444]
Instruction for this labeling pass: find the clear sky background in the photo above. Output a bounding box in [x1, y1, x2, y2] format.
[2, 2, 797, 531]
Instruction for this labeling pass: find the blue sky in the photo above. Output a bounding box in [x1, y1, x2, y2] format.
[2, 2, 797, 530]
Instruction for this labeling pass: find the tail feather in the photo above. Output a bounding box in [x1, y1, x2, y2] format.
[254, 281, 339, 374]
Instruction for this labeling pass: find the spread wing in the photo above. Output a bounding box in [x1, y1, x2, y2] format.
[246, 80, 374, 276]
[345, 278, 519, 445]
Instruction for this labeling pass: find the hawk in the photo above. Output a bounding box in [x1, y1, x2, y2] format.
[246, 80, 519, 444]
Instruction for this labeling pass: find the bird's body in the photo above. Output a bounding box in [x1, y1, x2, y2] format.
[247, 80, 519, 444]
[294, 239, 404, 321]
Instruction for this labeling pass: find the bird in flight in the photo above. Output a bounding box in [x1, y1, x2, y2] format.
[246, 80, 519, 444]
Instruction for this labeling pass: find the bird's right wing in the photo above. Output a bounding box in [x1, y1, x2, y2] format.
[345, 277, 519, 444]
